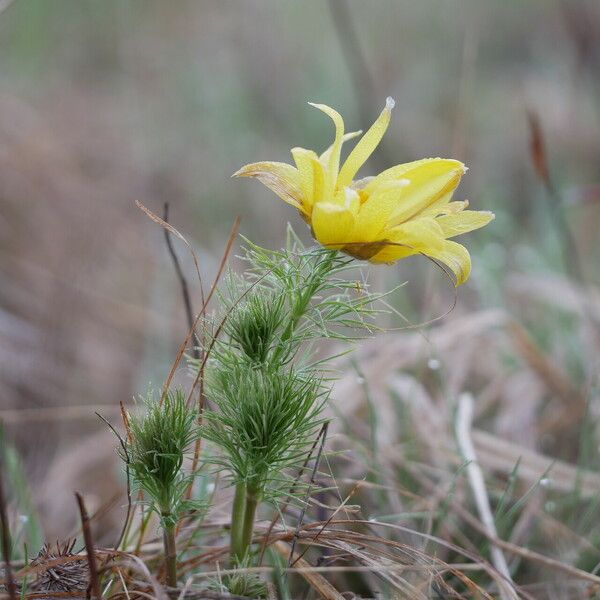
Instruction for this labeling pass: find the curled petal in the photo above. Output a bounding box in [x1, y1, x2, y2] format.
[233, 161, 305, 213]
[436, 210, 495, 238]
[423, 199, 469, 218]
[338, 97, 395, 189]
[423, 239, 472, 286]
[308, 102, 344, 198]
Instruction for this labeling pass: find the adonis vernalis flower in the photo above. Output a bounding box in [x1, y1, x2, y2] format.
[234, 98, 494, 285]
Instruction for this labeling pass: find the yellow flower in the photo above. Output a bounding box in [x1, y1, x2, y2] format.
[233, 98, 494, 285]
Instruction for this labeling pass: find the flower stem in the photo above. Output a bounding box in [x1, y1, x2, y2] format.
[230, 482, 247, 562]
[162, 519, 177, 588]
[240, 486, 259, 556]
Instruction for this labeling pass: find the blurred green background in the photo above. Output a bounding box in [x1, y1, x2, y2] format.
[1, 0, 599, 542]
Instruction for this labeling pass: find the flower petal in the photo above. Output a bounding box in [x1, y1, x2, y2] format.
[436, 210, 495, 238]
[337, 97, 395, 189]
[365, 158, 465, 195]
[378, 159, 467, 227]
[311, 202, 355, 248]
[291, 147, 318, 209]
[233, 161, 305, 212]
[308, 102, 344, 199]
[422, 199, 469, 218]
[367, 217, 446, 263]
[423, 239, 472, 286]
[353, 180, 409, 240]
[319, 130, 363, 164]
[386, 218, 446, 253]
[368, 244, 416, 264]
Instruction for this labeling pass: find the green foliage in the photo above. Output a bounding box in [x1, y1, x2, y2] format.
[212, 560, 268, 600]
[223, 290, 286, 364]
[202, 363, 326, 497]
[199, 232, 383, 501]
[123, 388, 199, 526]
[195, 232, 388, 564]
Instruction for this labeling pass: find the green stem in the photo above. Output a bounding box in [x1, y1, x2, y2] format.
[240, 486, 259, 556]
[272, 250, 337, 364]
[162, 519, 177, 588]
[230, 482, 247, 563]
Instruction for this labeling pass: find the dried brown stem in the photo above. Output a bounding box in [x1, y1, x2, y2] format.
[74, 492, 102, 600]
[162, 202, 201, 361]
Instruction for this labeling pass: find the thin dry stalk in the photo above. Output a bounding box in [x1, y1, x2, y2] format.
[163, 202, 202, 360]
[288, 422, 329, 566]
[156, 214, 239, 410]
[74, 493, 102, 600]
[258, 425, 326, 564]
[135, 200, 204, 309]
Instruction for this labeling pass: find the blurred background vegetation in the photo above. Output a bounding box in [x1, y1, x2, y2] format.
[1, 0, 600, 593]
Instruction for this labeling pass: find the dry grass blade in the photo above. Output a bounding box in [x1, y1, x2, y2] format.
[469, 429, 600, 497]
[273, 541, 345, 600]
[455, 393, 517, 600]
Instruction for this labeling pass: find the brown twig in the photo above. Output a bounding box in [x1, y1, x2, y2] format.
[0, 430, 17, 600]
[158, 216, 240, 407]
[162, 203, 201, 361]
[135, 201, 204, 303]
[74, 493, 102, 600]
